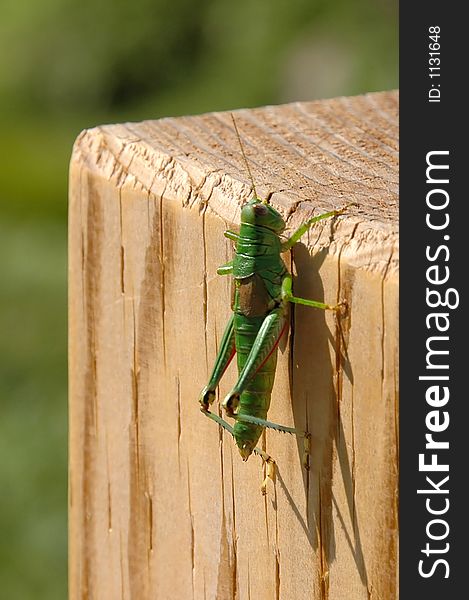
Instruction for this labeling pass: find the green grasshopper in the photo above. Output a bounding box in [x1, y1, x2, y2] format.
[200, 115, 353, 493]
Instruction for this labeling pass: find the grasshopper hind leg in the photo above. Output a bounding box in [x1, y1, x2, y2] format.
[234, 412, 311, 471]
[199, 314, 236, 410]
[253, 447, 276, 495]
[253, 433, 310, 491]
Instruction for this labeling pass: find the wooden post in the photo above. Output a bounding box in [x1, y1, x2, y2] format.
[69, 91, 398, 600]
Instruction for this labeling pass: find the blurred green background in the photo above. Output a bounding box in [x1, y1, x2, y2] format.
[0, 0, 397, 597]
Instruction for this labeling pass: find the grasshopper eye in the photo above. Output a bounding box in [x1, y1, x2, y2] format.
[253, 204, 268, 216]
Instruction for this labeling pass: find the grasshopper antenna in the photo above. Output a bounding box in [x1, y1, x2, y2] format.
[230, 113, 262, 203]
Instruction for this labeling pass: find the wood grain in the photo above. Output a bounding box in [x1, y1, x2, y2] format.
[69, 90, 398, 600]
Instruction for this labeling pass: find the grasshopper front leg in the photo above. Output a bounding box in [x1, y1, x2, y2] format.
[281, 274, 346, 313]
[281, 203, 357, 252]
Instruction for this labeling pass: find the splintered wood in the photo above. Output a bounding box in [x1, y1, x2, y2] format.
[69, 90, 398, 600]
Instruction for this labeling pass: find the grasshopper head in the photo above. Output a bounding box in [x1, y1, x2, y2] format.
[233, 420, 262, 461]
[237, 440, 256, 461]
[241, 198, 285, 234]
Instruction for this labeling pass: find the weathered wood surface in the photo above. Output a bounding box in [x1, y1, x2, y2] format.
[69, 90, 398, 600]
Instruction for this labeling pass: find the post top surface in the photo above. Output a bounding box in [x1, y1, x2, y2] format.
[72, 90, 399, 272]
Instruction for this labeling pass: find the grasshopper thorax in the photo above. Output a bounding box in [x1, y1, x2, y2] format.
[241, 198, 285, 234]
